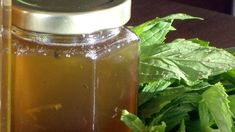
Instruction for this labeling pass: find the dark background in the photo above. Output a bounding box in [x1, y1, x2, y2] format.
[130, 0, 235, 48]
[170, 0, 233, 14]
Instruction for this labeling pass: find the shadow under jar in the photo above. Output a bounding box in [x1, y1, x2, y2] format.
[3, 0, 139, 131]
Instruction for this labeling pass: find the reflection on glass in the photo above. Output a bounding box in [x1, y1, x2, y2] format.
[1, 0, 11, 132]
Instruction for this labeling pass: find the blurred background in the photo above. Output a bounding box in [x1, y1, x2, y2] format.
[169, 0, 234, 15]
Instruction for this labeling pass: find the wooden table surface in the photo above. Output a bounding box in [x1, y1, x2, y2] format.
[129, 0, 235, 48]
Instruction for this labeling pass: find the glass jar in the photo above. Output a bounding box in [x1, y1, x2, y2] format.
[1, 0, 12, 132]
[1, 0, 139, 132]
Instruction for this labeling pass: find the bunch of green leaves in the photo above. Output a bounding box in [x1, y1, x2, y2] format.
[121, 13, 235, 132]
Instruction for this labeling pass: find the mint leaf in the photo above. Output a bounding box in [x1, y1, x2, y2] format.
[198, 99, 214, 132]
[187, 38, 210, 46]
[138, 85, 189, 118]
[122, 13, 235, 132]
[132, 13, 202, 47]
[138, 82, 210, 118]
[121, 110, 147, 132]
[138, 79, 173, 106]
[133, 18, 174, 47]
[179, 119, 186, 132]
[228, 95, 235, 118]
[161, 13, 203, 21]
[227, 47, 235, 56]
[150, 93, 201, 131]
[140, 39, 235, 85]
[223, 69, 235, 85]
[147, 122, 166, 132]
[121, 110, 167, 132]
[199, 83, 234, 132]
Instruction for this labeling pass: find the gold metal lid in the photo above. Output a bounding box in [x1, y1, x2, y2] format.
[12, 0, 131, 34]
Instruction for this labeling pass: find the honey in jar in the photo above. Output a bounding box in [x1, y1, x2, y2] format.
[1, 0, 139, 132]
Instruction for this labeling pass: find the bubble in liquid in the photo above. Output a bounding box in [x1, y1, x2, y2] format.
[111, 107, 119, 119]
[37, 47, 45, 53]
[65, 54, 71, 58]
[85, 50, 97, 60]
[62, 48, 79, 58]
[14, 44, 30, 55]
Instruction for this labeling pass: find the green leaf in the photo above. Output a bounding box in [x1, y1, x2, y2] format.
[138, 85, 189, 118]
[132, 13, 202, 48]
[179, 119, 186, 132]
[186, 120, 204, 132]
[140, 39, 235, 85]
[150, 93, 201, 131]
[188, 38, 210, 46]
[121, 110, 147, 132]
[138, 82, 210, 119]
[138, 79, 173, 106]
[223, 69, 235, 85]
[228, 95, 235, 118]
[227, 47, 235, 56]
[200, 83, 234, 132]
[133, 18, 174, 47]
[161, 13, 203, 21]
[121, 110, 166, 132]
[147, 122, 166, 132]
[123, 13, 235, 132]
[199, 99, 213, 132]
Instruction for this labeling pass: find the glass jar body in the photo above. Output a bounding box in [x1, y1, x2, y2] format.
[2, 27, 139, 132]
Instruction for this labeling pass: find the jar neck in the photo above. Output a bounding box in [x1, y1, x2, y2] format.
[12, 26, 121, 46]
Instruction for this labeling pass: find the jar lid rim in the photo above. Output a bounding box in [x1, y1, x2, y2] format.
[12, 0, 131, 34]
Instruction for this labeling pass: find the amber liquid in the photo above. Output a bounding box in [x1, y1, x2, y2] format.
[1, 5, 12, 132]
[10, 30, 138, 132]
